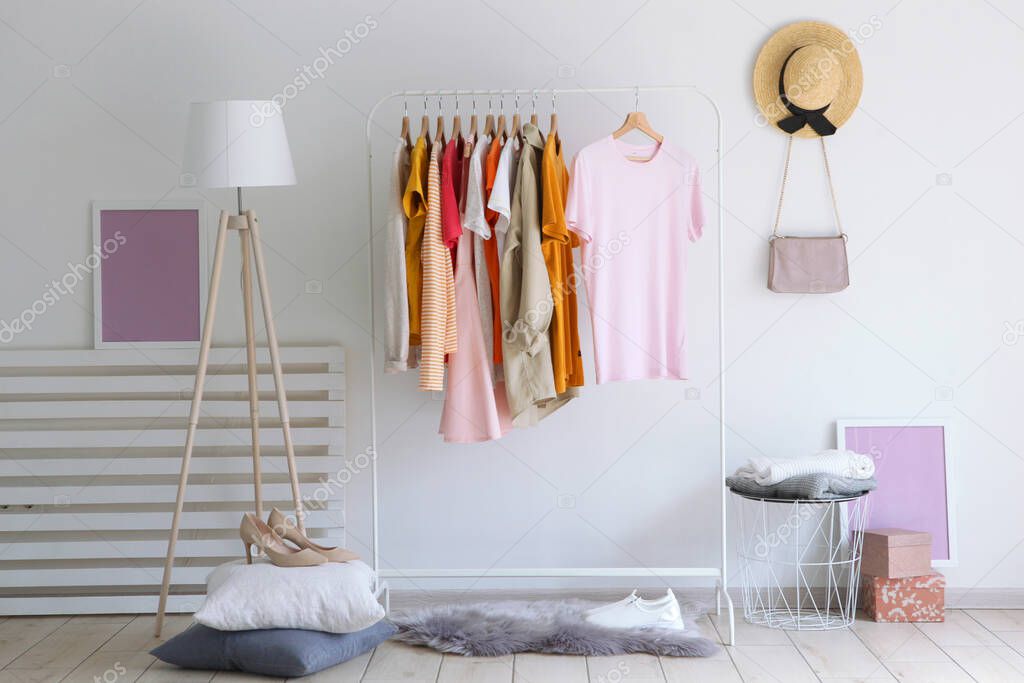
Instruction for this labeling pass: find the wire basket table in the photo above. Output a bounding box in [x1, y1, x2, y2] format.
[732, 490, 870, 630]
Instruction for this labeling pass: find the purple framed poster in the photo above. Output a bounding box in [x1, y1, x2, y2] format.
[837, 418, 957, 566]
[92, 201, 207, 348]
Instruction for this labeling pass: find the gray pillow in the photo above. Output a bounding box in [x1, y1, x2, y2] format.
[151, 619, 396, 677]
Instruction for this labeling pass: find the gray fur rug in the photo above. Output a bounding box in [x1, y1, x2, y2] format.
[391, 599, 719, 657]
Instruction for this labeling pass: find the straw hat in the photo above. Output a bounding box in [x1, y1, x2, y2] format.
[753, 21, 863, 138]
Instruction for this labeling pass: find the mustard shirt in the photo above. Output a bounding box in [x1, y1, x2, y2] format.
[402, 136, 429, 346]
[541, 133, 584, 394]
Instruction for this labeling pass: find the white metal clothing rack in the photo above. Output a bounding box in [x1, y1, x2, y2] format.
[363, 85, 735, 645]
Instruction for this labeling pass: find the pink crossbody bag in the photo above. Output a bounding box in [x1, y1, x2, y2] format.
[768, 137, 850, 294]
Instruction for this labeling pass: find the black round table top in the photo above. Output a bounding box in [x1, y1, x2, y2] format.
[727, 488, 870, 504]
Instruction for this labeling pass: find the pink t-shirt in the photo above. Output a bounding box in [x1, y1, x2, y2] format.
[566, 136, 704, 384]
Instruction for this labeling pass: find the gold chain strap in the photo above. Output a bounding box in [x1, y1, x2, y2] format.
[772, 136, 844, 238]
[819, 137, 844, 234]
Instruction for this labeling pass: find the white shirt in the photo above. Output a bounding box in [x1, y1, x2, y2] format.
[487, 136, 522, 240]
[383, 139, 413, 373]
[461, 135, 495, 374]
[462, 134, 490, 238]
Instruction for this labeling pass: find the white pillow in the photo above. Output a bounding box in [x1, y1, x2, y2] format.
[194, 559, 385, 633]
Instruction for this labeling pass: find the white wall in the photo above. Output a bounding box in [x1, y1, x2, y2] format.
[1, 0, 1021, 600]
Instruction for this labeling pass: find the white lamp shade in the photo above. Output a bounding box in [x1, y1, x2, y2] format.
[182, 100, 297, 188]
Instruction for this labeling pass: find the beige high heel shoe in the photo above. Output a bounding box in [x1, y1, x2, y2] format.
[268, 508, 360, 563]
[239, 512, 326, 567]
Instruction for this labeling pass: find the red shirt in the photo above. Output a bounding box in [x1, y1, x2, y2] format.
[440, 138, 464, 253]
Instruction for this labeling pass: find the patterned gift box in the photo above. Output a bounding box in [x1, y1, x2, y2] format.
[860, 571, 945, 622]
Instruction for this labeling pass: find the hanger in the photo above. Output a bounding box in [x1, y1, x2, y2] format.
[400, 98, 412, 150]
[451, 92, 462, 144]
[549, 90, 558, 138]
[511, 90, 522, 142]
[496, 93, 508, 143]
[469, 95, 479, 139]
[463, 93, 476, 158]
[434, 94, 446, 144]
[529, 90, 538, 126]
[612, 86, 663, 143]
[483, 96, 495, 139]
[419, 95, 430, 143]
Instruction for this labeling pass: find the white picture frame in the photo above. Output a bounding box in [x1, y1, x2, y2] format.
[91, 200, 208, 349]
[837, 417, 958, 567]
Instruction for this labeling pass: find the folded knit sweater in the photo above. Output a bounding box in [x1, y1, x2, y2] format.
[733, 449, 875, 486]
[726, 473, 876, 500]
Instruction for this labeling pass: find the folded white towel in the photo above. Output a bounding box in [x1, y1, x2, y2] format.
[734, 449, 875, 486]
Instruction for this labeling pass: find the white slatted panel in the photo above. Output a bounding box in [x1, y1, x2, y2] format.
[0, 345, 345, 614]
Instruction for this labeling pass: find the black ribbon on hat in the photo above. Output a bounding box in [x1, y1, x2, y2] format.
[777, 49, 837, 136]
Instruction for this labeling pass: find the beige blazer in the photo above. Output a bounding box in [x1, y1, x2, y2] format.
[500, 124, 569, 425]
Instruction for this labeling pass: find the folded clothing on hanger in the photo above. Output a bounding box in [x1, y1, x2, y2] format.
[726, 473, 876, 500]
[732, 449, 874, 486]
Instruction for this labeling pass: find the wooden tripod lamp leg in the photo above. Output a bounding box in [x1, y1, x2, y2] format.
[154, 210, 231, 638]
[239, 229, 263, 518]
[245, 210, 306, 534]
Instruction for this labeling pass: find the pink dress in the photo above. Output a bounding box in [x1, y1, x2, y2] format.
[439, 225, 512, 443]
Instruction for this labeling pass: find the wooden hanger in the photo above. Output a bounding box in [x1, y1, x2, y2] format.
[483, 96, 495, 139]
[400, 100, 412, 149]
[549, 91, 558, 138]
[612, 87, 664, 143]
[400, 114, 411, 147]
[451, 94, 462, 144]
[511, 92, 522, 142]
[435, 115, 445, 144]
[419, 96, 430, 144]
[434, 96, 446, 144]
[495, 95, 508, 142]
[529, 90, 538, 126]
[612, 111, 662, 142]
[465, 99, 479, 158]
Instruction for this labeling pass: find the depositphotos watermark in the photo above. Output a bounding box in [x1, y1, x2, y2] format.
[263, 446, 377, 538]
[502, 229, 632, 345]
[93, 661, 127, 683]
[0, 231, 127, 343]
[250, 14, 379, 127]
[255, 446, 376, 546]
[1003, 320, 1024, 345]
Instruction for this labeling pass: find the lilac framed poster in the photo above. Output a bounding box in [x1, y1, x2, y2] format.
[92, 201, 207, 348]
[837, 418, 957, 566]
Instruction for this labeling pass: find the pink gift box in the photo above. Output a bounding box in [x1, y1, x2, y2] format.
[861, 528, 932, 578]
[860, 571, 945, 622]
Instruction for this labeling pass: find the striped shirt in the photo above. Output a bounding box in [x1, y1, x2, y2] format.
[418, 142, 457, 391]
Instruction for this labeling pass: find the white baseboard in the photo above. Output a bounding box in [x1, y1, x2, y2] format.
[0, 595, 202, 616]
[388, 586, 1024, 611]
[945, 588, 1024, 609]
[5, 586, 1024, 617]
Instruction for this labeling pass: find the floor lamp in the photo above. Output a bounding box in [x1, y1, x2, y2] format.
[155, 100, 303, 636]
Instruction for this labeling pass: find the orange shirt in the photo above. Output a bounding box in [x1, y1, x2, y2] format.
[483, 136, 504, 364]
[540, 134, 584, 393]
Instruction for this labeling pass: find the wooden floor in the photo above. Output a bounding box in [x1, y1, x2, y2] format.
[3, 610, 1024, 682]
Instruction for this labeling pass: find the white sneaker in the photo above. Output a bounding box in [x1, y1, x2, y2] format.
[584, 590, 638, 618]
[584, 589, 685, 631]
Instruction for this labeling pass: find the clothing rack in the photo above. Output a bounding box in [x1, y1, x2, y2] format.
[363, 86, 735, 645]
